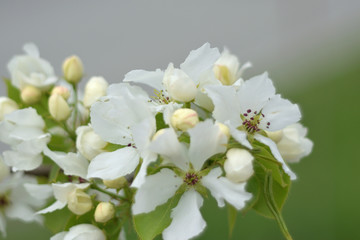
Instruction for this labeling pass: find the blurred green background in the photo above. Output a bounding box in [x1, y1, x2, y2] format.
[1, 1, 360, 239]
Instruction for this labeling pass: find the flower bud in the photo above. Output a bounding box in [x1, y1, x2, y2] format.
[103, 177, 127, 189]
[0, 97, 18, 121]
[63, 55, 84, 84]
[51, 86, 70, 100]
[21, 85, 42, 104]
[276, 123, 313, 163]
[67, 188, 92, 215]
[224, 148, 254, 183]
[94, 202, 115, 223]
[170, 108, 199, 131]
[266, 130, 283, 143]
[163, 63, 197, 102]
[216, 122, 230, 140]
[83, 77, 108, 107]
[49, 94, 71, 121]
[214, 49, 240, 85]
[76, 126, 107, 160]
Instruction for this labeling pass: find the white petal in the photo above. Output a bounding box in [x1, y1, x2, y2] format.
[163, 190, 206, 240]
[261, 95, 301, 131]
[0, 214, 7, 237]
[13, 133, 50, 155]
[3, 151, 42, 171]
[5, 203, 42, 223]
[180, 43, 220, 83]
[131, 153, 158, 188]
[132, 118, 156, 154]
[149, 128, 189, 171]
[254, 134, 296, 180]
[87, 147, 139, 180]
[228, 124, 252, 149]
[44, 147, 89, 179]
[107, 82, 149, 100]
[3, 108, 45, 129]
[237, 72, 276, 113]
[23, 43, 40, 57]
[24, 183, 52, 201]
[65, 224, 106, 240]
[50, 232, 67, 240]
[123, 69, 164, 91]
[37, 200, 67, 214]
[52, 182, 90, 203]
[188, 120, 227, 171]
[202, 168, 252, 209]
[205, 85, 241, 126]
[132, 168, 182, 214]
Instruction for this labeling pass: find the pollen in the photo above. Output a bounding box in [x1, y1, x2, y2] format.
[241, 109, 270, 133]
[183, 172, 201, 186]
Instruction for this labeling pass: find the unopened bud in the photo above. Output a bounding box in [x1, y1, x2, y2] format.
[103, 177, 127, 189]
[94, 202, 115, 223]
[21, 85, 41, 104]
[216, 122, 230, 139]
[152, 129, 166, 141]
[63, 55, 83, 84]
[224, 148, 254, 183]
[266, 130, 283, 143]
[49, 94, 71, 121]
[0, 97, 18, 121]
[170, 108, 199, 131]
[76, 126, 107, 160]
[83, 77, 108, 107]
[51, 86, 70, 100]
[213, 49, 240, 86]
[67, 188, 92, 215]
[163, 63, 197, 102]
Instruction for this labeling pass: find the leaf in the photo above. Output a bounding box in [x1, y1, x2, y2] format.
[48, 134, 75, 152]
[155, 113, 168, 131]
[3, 78, 22, 104]
[133, 185, 186, 240]
[44, 207, 73, 233]
[103, 143, 125, 152]
[227, 204, 237, 239]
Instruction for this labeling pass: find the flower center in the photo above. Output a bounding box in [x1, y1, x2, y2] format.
[240, 109, 270, 133]
[183, 172, 201, 186]
[149, 89, 171, 104]
[0, 195, 9, 208]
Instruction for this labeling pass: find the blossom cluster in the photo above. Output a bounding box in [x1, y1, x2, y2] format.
[0, 43, 313, 240]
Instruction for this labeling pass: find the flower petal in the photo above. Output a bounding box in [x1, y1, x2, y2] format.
[107, 82, 149, 100]
[0, 214, 7, 237]
[50, 232, 67, 240]
[162, 189, 206, 240]
[5, 203, 42, 223]
[205, 85, 241, 127]
[188, 120, 227, 171]
[237, 72, 276, 113]
[37, 200, 67, 214]
[123, 69, 164, 91]
[131, 153, 158, 189]
[44, 147, 89, 179]
[228, 124, 252, 149]
[254, 134, 296, 180]
[149, 128, 189, 171]
[261, 95, 301, 131]
[65, 224, 106, 240]
[23, 43, 40, 58]
[132, 168, 182, 214]
[52, 182, 90, 203]
[180, 43, 220, 83]
[202, 168, 252, 210]
[87, 147, 140, 180]
[24, 183, 53, 201]
[3, 151, 42, 171]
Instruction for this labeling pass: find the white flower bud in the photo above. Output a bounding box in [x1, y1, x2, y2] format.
[224, 148, 254, 183]
[76, 126, 107, 160]
[214, 49, 240, 85]
[21, 85, 42, 104]
[0, 97, 18, 121]
[51, 86, 70, 100]
[94, 202, 115, 223]
[62, 55, 83, 84]
[216, 122, 230, 140]
[0, 156, 10, 182]
[163, 63, 197, 102]
[276, 123, 313, 163]
[266, 130, 284, 143]
[170, 108, 199, 131]
[103, 177, 127, 189]
[67, 188, 93, 215]
[49, 94, 71, 121]
[83, 76, 108, 107]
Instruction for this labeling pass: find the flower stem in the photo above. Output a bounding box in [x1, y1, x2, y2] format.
[264, 171, 293, 240]
[91, 183, 128, 202]
[72, 83, 78, 131]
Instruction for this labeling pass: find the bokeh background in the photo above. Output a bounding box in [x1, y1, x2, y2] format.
[1, 1, 360, 239]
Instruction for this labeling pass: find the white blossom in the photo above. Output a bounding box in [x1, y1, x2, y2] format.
[0, 97, 18, 121]
[50, 224, 106, 240]
[76, 125, 107, 160]
[83, 76, 108, 107]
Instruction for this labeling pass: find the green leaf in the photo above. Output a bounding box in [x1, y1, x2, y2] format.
[48, 134, 75, 152]
[155, 113, 168, 131]
[44, 207, 73, 233]
[227, 204, 237, 239]
[3, 78, 21, 104]
[133, 185, 186, 240]
[103, 143, 125, 152]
